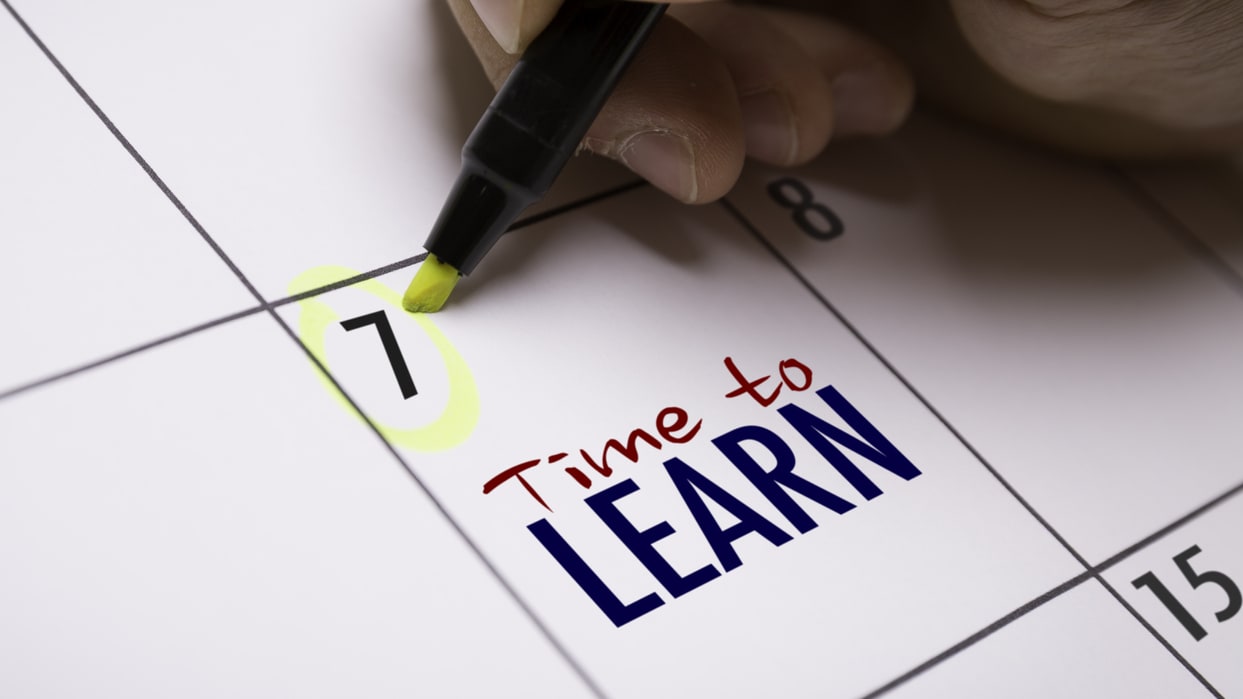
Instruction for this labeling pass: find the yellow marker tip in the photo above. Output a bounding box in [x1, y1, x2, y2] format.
[403, 254, 461, 313]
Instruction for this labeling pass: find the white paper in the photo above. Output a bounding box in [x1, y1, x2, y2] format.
[3, 2, 1240, 697]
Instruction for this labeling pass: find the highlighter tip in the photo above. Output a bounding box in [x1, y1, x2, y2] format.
[403, 254, 461, 313]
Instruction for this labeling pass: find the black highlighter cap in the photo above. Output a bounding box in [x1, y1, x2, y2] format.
[423, 1, 667, 275]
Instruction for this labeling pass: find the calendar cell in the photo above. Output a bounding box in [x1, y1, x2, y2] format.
[0, 315, 590, 699]
[727, 115, 1243, 564]
[277, 186, 1085, 697]
[0, 12, 254, 394]
[6, 0, 635, 300]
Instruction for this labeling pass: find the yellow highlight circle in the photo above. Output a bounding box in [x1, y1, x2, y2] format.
[289, 266, 479, 451]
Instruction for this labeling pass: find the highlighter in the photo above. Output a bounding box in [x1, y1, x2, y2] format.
[404, 1, 668, 312]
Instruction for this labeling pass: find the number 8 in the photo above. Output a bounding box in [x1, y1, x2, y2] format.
[767, 177, 844, 241]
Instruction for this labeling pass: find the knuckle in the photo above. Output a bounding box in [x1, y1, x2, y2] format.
[955, 0, 1243, 127]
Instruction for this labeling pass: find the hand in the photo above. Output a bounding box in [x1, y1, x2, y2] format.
[449, 0, 1243, 203]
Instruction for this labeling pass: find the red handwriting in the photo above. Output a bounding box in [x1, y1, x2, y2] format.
[724, 356, 813, 406]
[483, 356, 812, 510]
[482, 405, 701, 511]
[482, 460, 547, 509]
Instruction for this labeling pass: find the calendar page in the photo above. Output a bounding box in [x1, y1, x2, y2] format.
[2, 2, 1241, 698]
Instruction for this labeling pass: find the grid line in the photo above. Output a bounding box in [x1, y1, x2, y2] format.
[1094, 478, 1243, 573]
[1109, 166, 1243, 300]
[860, 474, 1243, 698]
[719, 199, 1093, 565]
[0, 304, 267, 401]
[0, 180, 646, 403]
[1094, 574, 1222, 697]
[1, 0, 265, 305]
[7, 1, 1236, 693]
[3, 4, 610, 695]
[858, 572, 1094, 699]
[262, 307, 609, 699]
[1100, 162, 1243, 698]
[719, 197, 1224, 698]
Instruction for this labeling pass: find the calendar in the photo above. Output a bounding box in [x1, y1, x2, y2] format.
[3, 1, 1242, 697]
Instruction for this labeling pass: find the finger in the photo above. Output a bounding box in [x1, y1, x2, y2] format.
[468, 0, 563, 54]
[447, 0, 519, 89]
[753, 7, 915, 140]
[670, 5, 834, 166]
[582, 16, 746, 203]
[469, 0, 720, 55]
[947, 0, 1243, 132]
[830, 0, 1243, 156]
[448, 1, 745, 202]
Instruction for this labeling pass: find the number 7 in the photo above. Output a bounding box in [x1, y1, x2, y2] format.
[340, 310, 419, 399]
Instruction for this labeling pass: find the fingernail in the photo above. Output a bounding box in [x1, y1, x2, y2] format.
[619, 131, 698, 203]
[471, 0, 523, 54]
[832, 63, 911, 137]
[740, 89, 798, 165]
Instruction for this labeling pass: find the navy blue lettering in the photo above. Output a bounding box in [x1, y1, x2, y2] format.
[713, 424, 855, 534]
[587, 479, 720, 598]
[528, 517, 664, 627]
[778, 386, 921, 500]
[664, 457, 792, 572]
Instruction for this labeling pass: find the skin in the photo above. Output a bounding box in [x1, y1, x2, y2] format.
[452, 0, 1243, 203]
